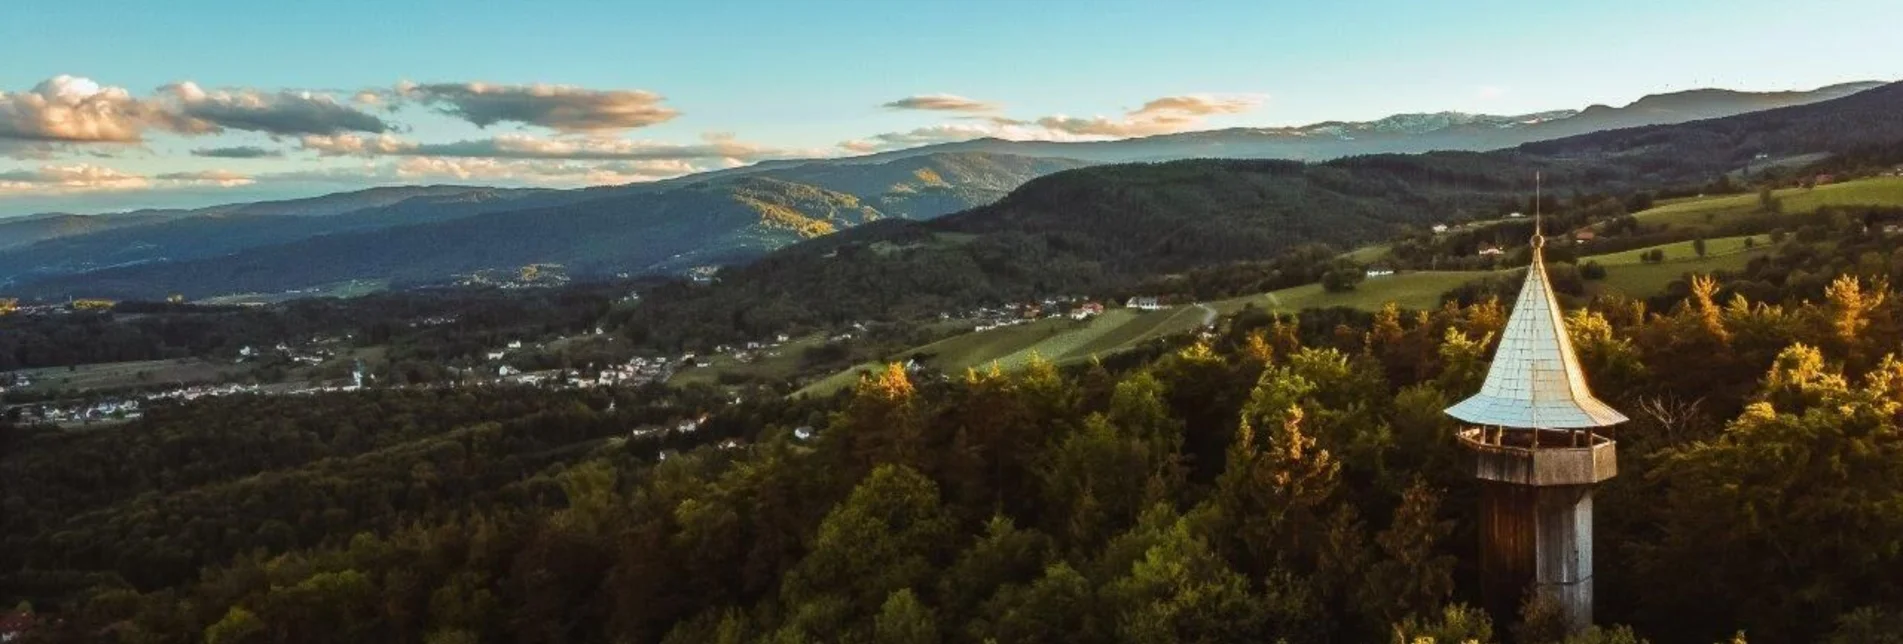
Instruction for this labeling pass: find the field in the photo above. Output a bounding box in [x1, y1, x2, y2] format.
[198, 279, 388, 306]
[1625, 177, 1903, 231]
[1587, 234, 1772, 296]
[8, 358, 245, 394]
[1213, 270, 1497, 316]
[670, 334, 827, 387]
[795, 307, 1213, 397]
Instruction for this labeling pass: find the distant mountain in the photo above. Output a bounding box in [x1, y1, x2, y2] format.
[6, 153, 1092, 298]
[825, 82, 1885, 164]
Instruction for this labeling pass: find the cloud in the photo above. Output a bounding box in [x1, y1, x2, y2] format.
[191, 145, 282, 158]
[0, 163, 149, 193]
[0, 75, 159, 143]
[1131, 94, 1261, 117]
[398, 82, 680, 132]
[160, 82, 392, 136]
[300, 132, 803, 164]
[0, 163, 260, 196]
[391, 157, 697, 184]
[1038, 93, 1264, 137]
[154, 169, 254, 187]
[882, 94, 999, 112]
[1477, 85, 1508, 100]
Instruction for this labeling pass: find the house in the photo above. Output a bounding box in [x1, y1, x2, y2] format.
[1507, 212, 1525, 219]
[1070, 302, 1105, 319]
[793, 426, 815, 441]
[1574, 230, 1597, 243]
[1478, 246, 1505, 256]
[498, 365, 520, 377]
[486, 351, 506, 360]
[506, 340, 522, 349]
[1431, 224, 1449, 234]
[1365, 268, 1396, 278]
[1126, 296, 1163, 311]
[776, 333, 791, 343]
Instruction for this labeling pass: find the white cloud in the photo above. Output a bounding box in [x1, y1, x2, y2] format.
[0, 163, 149, 193]
[882, 94, 999, 112]
[0, 76, 159, 144]
[397, 82, 681, 132]
[1477, 85, 1508, 100]
[0, 163, 254, 195]
[159, 82, 392, 136]
[300, 131, 809, 165]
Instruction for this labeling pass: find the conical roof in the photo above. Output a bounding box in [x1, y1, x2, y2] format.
[1444, 240, 1628, 429]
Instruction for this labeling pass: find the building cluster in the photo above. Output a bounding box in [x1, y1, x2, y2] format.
[237, 342, 337, 366]
[948, 296, 1123, 332]
[454, 264, 571, 289]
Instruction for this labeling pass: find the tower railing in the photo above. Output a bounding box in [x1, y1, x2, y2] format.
[1456, 426, 1617, 486]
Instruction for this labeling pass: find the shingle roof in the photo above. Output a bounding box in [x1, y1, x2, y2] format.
[1444, 242, 1628, 429]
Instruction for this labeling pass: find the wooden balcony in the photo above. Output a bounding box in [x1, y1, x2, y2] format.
[1457, 427, 1617, 486]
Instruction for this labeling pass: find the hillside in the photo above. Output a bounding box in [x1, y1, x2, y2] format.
[1, 152, 1088, 297]
[609, 81, 1903, 349]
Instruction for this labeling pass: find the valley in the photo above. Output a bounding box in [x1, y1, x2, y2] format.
[6, 67, 1903, 644]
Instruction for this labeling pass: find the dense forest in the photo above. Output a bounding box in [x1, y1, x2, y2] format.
[9, 222, 1903, 641]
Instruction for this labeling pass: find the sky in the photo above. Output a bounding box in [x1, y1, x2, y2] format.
[2, 0, 1898, 217]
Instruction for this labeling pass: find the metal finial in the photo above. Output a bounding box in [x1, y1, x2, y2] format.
[1531, 172, 1546, 249]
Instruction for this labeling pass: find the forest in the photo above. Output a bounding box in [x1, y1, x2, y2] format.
[8, 212, 1903, 642]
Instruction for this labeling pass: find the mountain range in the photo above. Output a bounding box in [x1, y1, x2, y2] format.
[0, 81, 1886, 300]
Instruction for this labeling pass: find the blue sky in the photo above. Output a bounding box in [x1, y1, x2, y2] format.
[2, 0, 1898, 216]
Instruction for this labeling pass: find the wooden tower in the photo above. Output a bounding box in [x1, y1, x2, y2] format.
[1443, 216, 1625, 632]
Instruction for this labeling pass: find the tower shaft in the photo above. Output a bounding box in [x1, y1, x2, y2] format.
[1477, 481, 1595, 631]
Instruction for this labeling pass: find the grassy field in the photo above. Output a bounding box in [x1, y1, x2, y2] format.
[10, 358, 245, 393]
[794, 307, 1213, 397]
[670, 334, 827, 387]
[199, 279, 388, 305]
[1213, 270, 1498, 316]
[1341, 243, 1391, 264]
[1624, 177, 1903, 231]
[1587, 234, 1772, 296]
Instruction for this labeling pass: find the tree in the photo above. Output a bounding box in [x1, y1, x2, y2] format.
[1692, 237, 1708, 258]
[204, 606, 268, 644]
[1580, 260, 1607, 280]
[1758, 186, 1783, 214]
[1323, 265, 1368, 293]
[872, 589, 939, 644]
[777, 464, 954, 641]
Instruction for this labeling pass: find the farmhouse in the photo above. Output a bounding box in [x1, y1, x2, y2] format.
[1365, 268, 1396, 278]
[1126, 296, 1163, 310]
[1070, 302, 1105, 319]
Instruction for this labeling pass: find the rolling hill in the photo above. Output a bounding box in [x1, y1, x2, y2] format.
[0, 152, 1091, 296]
[604, 80, 1903, 349]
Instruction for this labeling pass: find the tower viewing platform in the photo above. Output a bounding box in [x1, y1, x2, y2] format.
[1455, 427, 1616, 486]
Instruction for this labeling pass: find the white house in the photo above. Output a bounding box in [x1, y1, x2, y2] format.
[1431, 224, 1449, 234]
[1126, 296, 1163, 311]
[1365, 268, 1396, 278]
